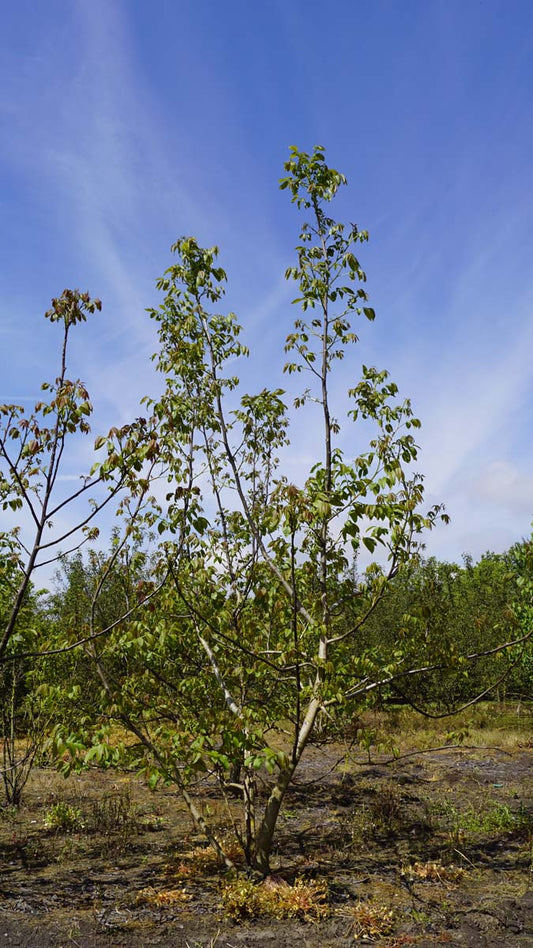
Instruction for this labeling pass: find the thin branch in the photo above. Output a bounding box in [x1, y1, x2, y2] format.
[36, 479, 124, 552]
[339, 630, 533, 704]
[390, 657, 524, 720]
[0, 440, 41, 528]
[197, 625, 240, 716]
[0, 573, 169, 664]
[46, 471, 108, 519]
[381, 743, 514, 765]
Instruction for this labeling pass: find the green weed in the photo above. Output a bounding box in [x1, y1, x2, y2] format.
[431, 798, 532, 844]
[44, 801, 85, 832]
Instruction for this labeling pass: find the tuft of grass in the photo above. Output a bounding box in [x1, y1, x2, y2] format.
[171, 841, 244, 877]
[136, 885, 192, 907]
[0, 805, 18, 823]
[43, 801, 85, 832]
[343, 900, 395, 940]
[221, 875, 329, 921]
[185, 933, 221, 948]
[367, 780, 405, 828]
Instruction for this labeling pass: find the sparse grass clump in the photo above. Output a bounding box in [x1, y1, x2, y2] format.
[136, 885, 192, 908]
[86, 789, 136, 834]
[0, 805, 18, 822]
[401, 861, 466, 885]
[171, 841, 244, 877]
[43, 801, 84, 832]
[345, 900, 395, 940]
[343, 780, 410, 845]
[431, 798, 532, 843]
[221, 875, 329, 921]
[41, 787, 165, 842]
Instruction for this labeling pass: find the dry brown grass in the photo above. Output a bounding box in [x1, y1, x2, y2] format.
[400, 860, 466, 885]
[363, 703, 533, 756]
[136, 885, 192, 907]
[169, 840, 245, 877]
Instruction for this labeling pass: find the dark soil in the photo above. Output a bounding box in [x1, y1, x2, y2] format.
[1, 740, 532, 947]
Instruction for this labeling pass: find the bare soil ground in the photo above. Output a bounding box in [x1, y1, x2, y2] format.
[1, 729, 532, 947]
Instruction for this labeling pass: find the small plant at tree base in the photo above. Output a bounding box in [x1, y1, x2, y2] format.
[172, 842, 245, 877]
[221, 875, 329, 921]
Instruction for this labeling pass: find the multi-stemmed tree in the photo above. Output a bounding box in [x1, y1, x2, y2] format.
[50, 146, 447, 874]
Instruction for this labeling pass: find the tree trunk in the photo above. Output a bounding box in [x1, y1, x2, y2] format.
[251, 764, 295, 876]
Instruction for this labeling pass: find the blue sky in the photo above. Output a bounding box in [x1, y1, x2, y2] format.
[2, 0, 533, 566]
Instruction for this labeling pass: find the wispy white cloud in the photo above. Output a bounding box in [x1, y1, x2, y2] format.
[466, 461, 533, 516]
